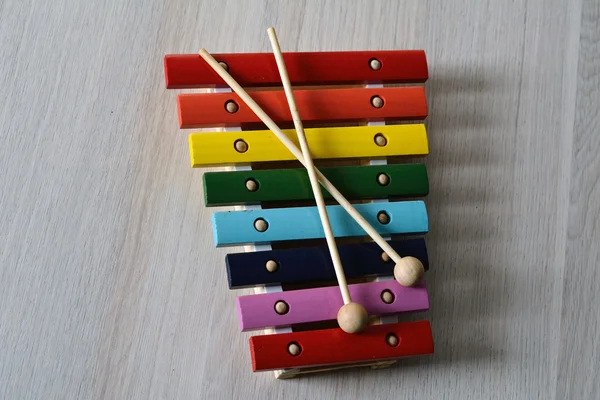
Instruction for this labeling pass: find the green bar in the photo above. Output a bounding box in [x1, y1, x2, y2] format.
[203, 164, 428, 206]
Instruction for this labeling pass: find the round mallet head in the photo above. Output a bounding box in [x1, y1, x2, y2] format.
[337, 302, 369, 334]
[394, 256, 425, 287]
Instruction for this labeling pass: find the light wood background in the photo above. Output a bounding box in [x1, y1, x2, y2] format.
[1, 0, 599, 399]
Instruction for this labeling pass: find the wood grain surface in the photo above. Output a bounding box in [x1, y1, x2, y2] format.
[0, 0, 598, 399]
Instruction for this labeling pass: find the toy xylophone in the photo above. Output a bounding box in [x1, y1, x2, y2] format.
[163, 28, 433, 378]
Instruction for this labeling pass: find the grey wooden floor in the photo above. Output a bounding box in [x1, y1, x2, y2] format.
[1, 0, 598, 399]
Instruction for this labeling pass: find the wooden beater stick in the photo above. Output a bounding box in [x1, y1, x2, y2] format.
[198, 48, 424, 288]
[267, 27, 367, 334]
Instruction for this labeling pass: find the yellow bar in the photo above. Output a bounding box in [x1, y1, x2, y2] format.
[189, 124, 428, 167]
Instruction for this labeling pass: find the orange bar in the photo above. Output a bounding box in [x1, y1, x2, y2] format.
[177, 87, 427, 129]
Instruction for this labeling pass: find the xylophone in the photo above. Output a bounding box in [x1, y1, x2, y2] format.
[163, 28, 433, 378]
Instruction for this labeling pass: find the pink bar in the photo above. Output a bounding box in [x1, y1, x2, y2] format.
[236, 280, 429, 331]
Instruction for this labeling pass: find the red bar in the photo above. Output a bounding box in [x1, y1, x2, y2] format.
[177, 87, 427, 129]
[249, 320, 434, 371]
[164, 51, 428, 89]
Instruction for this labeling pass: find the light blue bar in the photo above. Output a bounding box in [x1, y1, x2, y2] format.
[212, 201, 428, 247]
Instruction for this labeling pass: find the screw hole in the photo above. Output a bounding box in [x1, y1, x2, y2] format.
[381, 289, 395, 304]
[265, 259, 279, 272]
[386, 333, 399, 347]
[274, 300, 289, 315]
[377, 211, 390, 225]
[254, 218, 268, 232]
[234, 139, 248, 153]
[374, 133, 387, 147]
[369, 58, 382, 71]
[370, 95, 384, 108]
[218, 61, 229, 72]
[381, 252, 391, 263]
[245, 178, 258, 192]
[287, 342, 302, 356]
[225, 100, 239, 113]
[377, 173, 390, 186]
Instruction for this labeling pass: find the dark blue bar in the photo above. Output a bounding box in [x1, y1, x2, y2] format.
[225, 238, 429, 289]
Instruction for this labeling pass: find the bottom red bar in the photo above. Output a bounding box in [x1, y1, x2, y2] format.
[250, 320, 434, 371]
